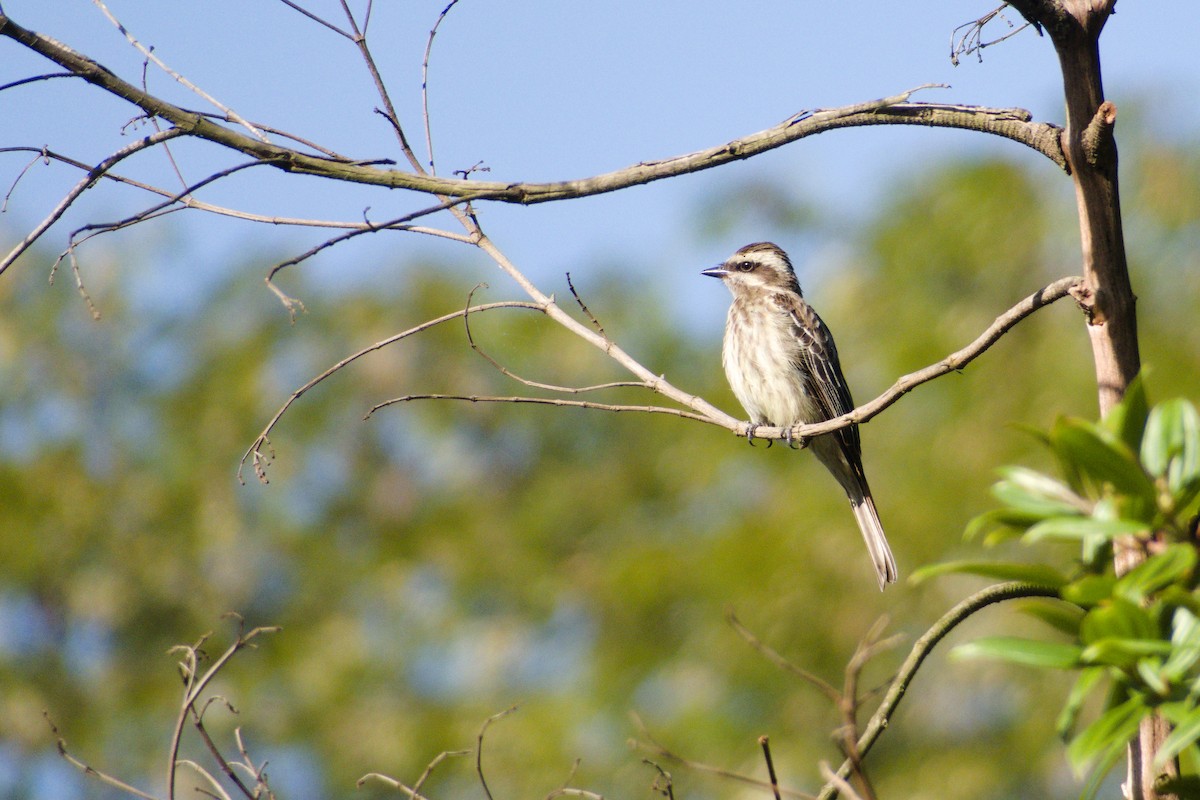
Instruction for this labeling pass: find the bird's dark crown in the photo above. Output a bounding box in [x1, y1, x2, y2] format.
[721, 242, 801, 293]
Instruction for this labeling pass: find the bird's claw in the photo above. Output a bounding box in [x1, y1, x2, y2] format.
[744, 422, 776, 448]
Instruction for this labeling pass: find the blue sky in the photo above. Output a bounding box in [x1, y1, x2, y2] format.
[2, 2, 1198, 316]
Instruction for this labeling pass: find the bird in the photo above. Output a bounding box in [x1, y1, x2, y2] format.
[702, 241, 897, 589]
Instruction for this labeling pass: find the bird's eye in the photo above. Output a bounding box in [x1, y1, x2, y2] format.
[736, 260, 754, 272]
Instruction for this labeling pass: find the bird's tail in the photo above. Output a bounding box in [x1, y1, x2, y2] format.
[850, 493, 897, 591]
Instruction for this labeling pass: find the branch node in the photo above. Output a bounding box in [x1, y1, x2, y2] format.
[1082, 100, 1118, 168]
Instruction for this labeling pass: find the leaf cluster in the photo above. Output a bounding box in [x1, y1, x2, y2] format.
[932, 382, 1200, 796]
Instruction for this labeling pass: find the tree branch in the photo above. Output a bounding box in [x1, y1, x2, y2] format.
[767, 275, 1084, 442]
[816, 582, 1060, 800]
[0, 11, 1067, 206]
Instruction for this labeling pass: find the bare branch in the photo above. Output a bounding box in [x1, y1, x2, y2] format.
[727, 610, 841, 704]
[0, 17, 1069, 200]
[759, 736, 784, 800]
[463, 283, 643, 394]
[273, 0, 354, 39]
[0, 71, 77, 92]
[630, 716, 813, 800]
[166, 625, 280, 800]
[422, 0, 462, 174]
[46, 714, 162, 800]
[818, 762, 865, 800]
[815, 582, 1059, 800]
[89, 1, 268, 142]
[477, 706, 518, 800]
[772, 276, 1085, 443]
[366, 394, 717, 421]
[339, 2, 424, 172]
[0, 129, 187, 276]
[950, 4, 1036, 66]
[239, 300, 544, 483]
[263, 199, 475, 316]
[566, 273, 608, 340]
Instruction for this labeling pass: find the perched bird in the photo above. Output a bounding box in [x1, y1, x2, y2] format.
[702, 242, 897, 589]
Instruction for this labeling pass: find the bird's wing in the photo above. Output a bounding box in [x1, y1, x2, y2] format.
[777, 293, 863, 460]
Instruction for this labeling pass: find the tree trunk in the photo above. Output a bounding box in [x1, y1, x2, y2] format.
[1005, 2, 1165, 797]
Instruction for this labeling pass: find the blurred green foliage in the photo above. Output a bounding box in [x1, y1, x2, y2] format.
[1, 134, 1198, 800]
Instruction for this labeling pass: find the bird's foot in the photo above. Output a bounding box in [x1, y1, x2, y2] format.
[783, 426, 807, 450]
[744, 422, 771, 447]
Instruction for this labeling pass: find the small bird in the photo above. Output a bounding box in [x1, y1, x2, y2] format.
[702, 242, 897, 589]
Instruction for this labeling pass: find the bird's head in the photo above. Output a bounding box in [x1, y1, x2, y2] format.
[701, 241, 802, 296]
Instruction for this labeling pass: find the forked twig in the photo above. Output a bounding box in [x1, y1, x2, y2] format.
[166, 623, 281, 800]
[463, 283, 643, 394]
[90, 0, 268, 141]
[358, 748, 472, 800]
[238, 300, 543, 483]
[815, 582, 1059, 800]
[950, 4, 1036, 66]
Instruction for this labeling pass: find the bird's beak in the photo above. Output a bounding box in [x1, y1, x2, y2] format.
[701, 266, 728, 279]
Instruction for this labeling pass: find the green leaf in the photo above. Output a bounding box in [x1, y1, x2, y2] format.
[1080, 598, 1159, 645]
[1024, 516, 1147, 543]
[1136, 658, 1170, 696]
[1114, 544, 1197, 603]
[908, 560, 1068, 587]
[1156, 702, 1200, 768]
[1081, 638, 1172, 668]
[1066, 695, 1145, 776]
[1050, 418, 1156, 502]
[1057, 667, 1108, 739]
[963, 508, 1041, 541]
[1101, 374, 1149, 453]
[992, 467, 1089, 519]
[1143, 399, 1200, 490]
[1062, 575, 1118, 608]
[1017, 598, 1085, 637]
[952, 636, 1082, 669]
[1164, 607, 1200, 680]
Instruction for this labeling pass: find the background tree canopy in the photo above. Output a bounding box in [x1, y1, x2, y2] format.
[2, 125, 1197, 799]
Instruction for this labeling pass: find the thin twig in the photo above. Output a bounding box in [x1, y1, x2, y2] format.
[0, 129, 187, 276]
[263, 198, 475, 316]
[477, 706, 517, 800]
[46, 714, 162, 800]
[0, 71, 77, 92]
[422, 0, 461, 174]
[90, 0, 268, 141]
[759, 736, 783, 800]
[778, 276, 1085, 442]
[166, 626, 280, 800]
[643, 760, 676, 800]
[950, 4, 1034, 66]
[566, 273, 608, 340]
[365, 394, 716, 422]
[727, 610, 841, 703]
[815, 582, 1059, 800]
[463, 283, 644, 394]
[339, 1, 424, 172]
[273, 0, 353, 39]
[818, 763, 865, 800]
[238, 300, 543, 483]
[631, 715, 814, 799]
